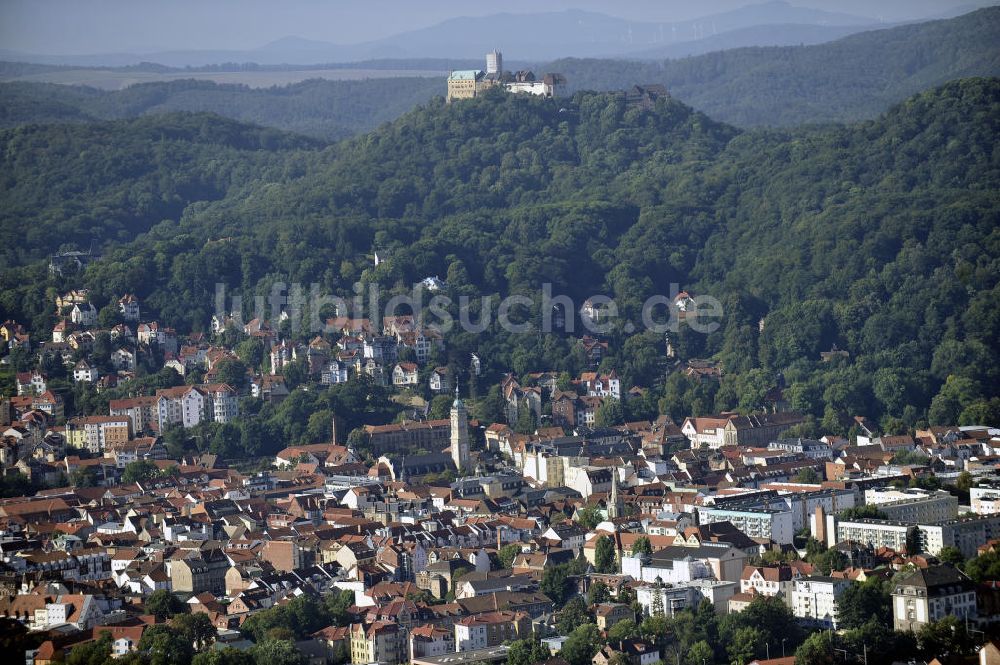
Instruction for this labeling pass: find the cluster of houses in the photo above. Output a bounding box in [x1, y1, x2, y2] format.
[2, 289, 1000, 665]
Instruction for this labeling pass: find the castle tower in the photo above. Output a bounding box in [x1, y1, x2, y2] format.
[451, 386, 470, 474]
[608, 468, 624, 520]
[486, 49, 502, 75]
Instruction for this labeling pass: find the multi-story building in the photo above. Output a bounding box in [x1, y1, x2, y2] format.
[454, 611, 530, 651]
[791, 576, 851, 628]
[864, 489, 959, 523]
[410, 624, 455, 660]
[835, 519, 913, 552]
[168, 549, 228, 595]
[363, 419, 451, 455]
[971, 485, 1000, 514]
[768, 438, 833, 460]
[740, 564, 799, 603]
[65, 416, 132, 454]
[350, 621, 407, 665]
[699, 505, 794, 545]
[836, 514, 1000, 558]
[153, 384, 238, 430]
[156, 386, 205, 429]
[770, 486, 856, 533]
[892, 565, 977, 632]
[392, 363, 419, 387]
[200, 383, 239, 424]
[109, 396, 158, 433]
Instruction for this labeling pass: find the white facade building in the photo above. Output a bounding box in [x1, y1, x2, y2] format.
[791, 576, 851, 628]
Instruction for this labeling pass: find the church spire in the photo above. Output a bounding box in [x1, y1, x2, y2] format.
[451, 383, 469, 474]
[608, 468, 623, 520]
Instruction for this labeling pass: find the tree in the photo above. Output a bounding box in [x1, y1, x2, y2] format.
[67, 631, 112, 665]
[560, 624, 602, 665]
[963, 549, 1000, 582]
[145, 589, 185, 620]
[138, 624, 194, 665]
[727, 626, 764, 665]
[587, 581, 611, 605]
[955, 471, 974, 493]
[917, 616, 973, 662]
[905, 526, 921, 555]
[794, 631, 837, 665]
[606, 618, 639, 643]
[70, 467, 98, 488]
[837, 578, 891, 630]
[499, 544, 522, 569]
[838, 504, 888, 520]
[122, 459, 162, 484]
[892, 449, 928, 465]
[214, 357, 249, 391]
[556, 596, 590, 635]
[594, 398, 624, 427]
[541, 565, 574, 607]
[475, 385, 506, 425]
[809, 548, 848, 575]
[685, 640, 714, 665]
[576, 506, 602, 530]
[171, 612, 217, 651]
[594, 536, 617, 574]
[631, 536, 652, 556]
[794, 467, 819, 483]
[639, 614, 669, 644]
[514, 404, 539, 434]
[193, 649, 255, 665]
[427, 394, 454, 420]
[506, 639, 549, 665]
[937, 546, 965, 566]
[249, 639, 307, 665]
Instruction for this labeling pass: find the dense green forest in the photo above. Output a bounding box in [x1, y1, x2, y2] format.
[0, 113, 321, 266]
[1, 76, 998, 446]
[0, 77, 442, 140]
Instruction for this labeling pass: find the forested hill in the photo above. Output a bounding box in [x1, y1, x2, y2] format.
[0, 112, 321, 267]
[0, 76, 441, 140]
[553, 5, 1000, 126]
[1, 7, 997, 138]
[1, 78, 997, 430]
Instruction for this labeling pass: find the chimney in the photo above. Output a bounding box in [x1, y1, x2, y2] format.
[331, 414, 339, 444]
[814, 505, 826, 544]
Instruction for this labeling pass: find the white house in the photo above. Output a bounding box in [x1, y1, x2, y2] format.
[70, 303, 98, 326]
[118, 294, 140, 321]
[156, 386, 206, 429]
[791, 576, 851, 628]
[392, 363, 419, 387]
[73, 360, 99, 383]
[429, 367, 451, 393]
[321, 360, 349, 385]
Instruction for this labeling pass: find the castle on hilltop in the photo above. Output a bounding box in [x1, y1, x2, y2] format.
[446, 49, 566, 102]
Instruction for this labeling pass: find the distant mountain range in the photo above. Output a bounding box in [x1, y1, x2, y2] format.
[0, 1, 892, 67]
[0, 7, 1000, 140]
[2, 6, 997, 138]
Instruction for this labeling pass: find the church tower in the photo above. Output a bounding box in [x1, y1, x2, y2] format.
[608, 468, 624, 520]
[450, 386, 470, 474]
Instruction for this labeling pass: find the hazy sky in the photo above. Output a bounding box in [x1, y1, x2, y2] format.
[0, 0, 990, 54]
